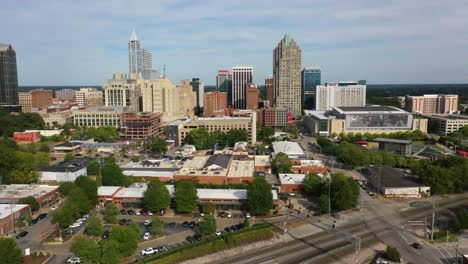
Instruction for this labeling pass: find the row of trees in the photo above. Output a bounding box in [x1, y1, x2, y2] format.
[62, 125, 120, 142]
[302, 173, 360, 214]
[336, 130, 426, 143]
[0, 109, 45, 137]
[0, 138, 50, 184]
[52, 176, 98, 228]
[184, 128, 248, 150]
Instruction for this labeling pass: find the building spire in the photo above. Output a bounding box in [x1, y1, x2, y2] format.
[130, 29, 138, 41]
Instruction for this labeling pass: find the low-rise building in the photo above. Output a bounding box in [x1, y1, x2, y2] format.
[166, 119, 190, 146]
[24, 129, 63, 137]
[291, 159, 328, 174]
[374, 138, 413, 157]
[13, 131, 41, 143]
[72, 106, 126, 128]
[254, 155, 271, 174]
[272, 141, 307, 159]
[360, 167, 430, 198]
[0, 184, 59, 208]
[279, 173, 307, 194]
[0, 204, 31, 235]
[53, 142, 82, 154]
[426, 115, 468, 135]
[120, 160, 180, 182]
[40, 159, 90, 182]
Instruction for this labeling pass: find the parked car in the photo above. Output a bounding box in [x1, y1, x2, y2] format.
[67, 257, 82, 264]
[412, 242, 423, 249]
[16, 231, 28, 239]
[135, 210, 141, 216]
[215, 230, 222, 236]
[29, 219, 38, 225]
[168, 222, 176, 228]
[148, 211, 154, 216]
[120, 209, 127, 215]
[158, 244, 168, 252]
[186, 236, 196, 243]
[125, 218, 132, 225]
[101, 230, 109, 239]
[189, 221, 196, 228]
[140, 247, 157, 256]
[224, 227, 231, 232]
[119, 219, 126, 226]
[193, 234, 202, 241]
[69, 222, 80, 229]
[182, 221, 189, 228]
[226, 212, 232, 218]
[127, 209, 135, 215]
[245, 213, 251, 218]
[144, 220, 151, 226]
[219, 212, 227, 218]
[143, 232, 151, 240]
[50, 205, 59, 211]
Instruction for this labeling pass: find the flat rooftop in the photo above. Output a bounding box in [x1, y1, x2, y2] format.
[254, 155, 271, 167]
[181, 156, 209, 170]
[227, 160, 255, 178]
[337, 106, 401, 112]
[374, 138, 413, 145]
[272, 141, 305, 156]
[121, 160, 181, 170]
[0, 185, 58, 201]
[98, 186, 122, 196]
[299, 159, 326, 167]
[279, 174, 306, 185]
[361, 167, 428, 188]
[0, 204, 29, 220]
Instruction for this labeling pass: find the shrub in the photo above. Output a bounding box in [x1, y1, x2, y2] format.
[385, 246, 400, 262]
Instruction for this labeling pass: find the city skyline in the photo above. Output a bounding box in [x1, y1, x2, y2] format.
[1, 0, 468, 86]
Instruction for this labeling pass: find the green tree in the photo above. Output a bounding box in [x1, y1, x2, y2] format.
[74, 176, 98, 205]
[145, 136, 168, 157]
[59, 182, 77, 196]
[67, 188, 91, 214]
[385, 246, 401, 262]
[98, 239, 122, 264]
[201, 202, 216, 215]
[143, 179, 170, 213]
[86, 216, 103, 237]
[0, 237, 22, 264]
[198, 215, 217, 237]
[109, 225, 139, 257]
[243, 217, 250, 228]
[51, 206, 76, 228]
[71, 235, 101, 263]
[302, 173, 323, 196]
[317, 195, 330, 215]
[86, 160, 100, 176]
[18, 196, 40, 211]
[64, 152, 74, 161]
[174, 180, 198, 213]
[330, 173, 360, 211]
[104, 203, 119, 224]
[258, 126, 275, 141]
[149, 216, 164, 235]
[184, 128, 213, 150]
[247, 178, 273, 215]
[101, 160, 132, 186]
[39, 143, 51, 152]
[226, 129, 249, 147]
[272, 153, 292, 173]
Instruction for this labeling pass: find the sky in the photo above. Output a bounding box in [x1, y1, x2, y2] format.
[1, 0, 468, 86]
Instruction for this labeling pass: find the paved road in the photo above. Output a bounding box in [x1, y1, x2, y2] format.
[16, 212, 54, 251]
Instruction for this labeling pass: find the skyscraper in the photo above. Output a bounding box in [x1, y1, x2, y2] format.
[128, 30, 157, 80]
[204, 91, 228, 117]
[216, 70, 232, 106]
[301, 67, 321, 110]
[190, 78, 205, 108]
[103, 74, 142, 112]
[232, 66, 253, 109]
[265, 76, 273, 106]
[0, 43, 18, 105]
[315, 81, 366, 110]
[273, 34, 302, 116]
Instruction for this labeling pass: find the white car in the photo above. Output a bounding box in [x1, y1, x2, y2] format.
[140, 247, 157, 256]
[135, 211, 141, 216]
[144, 220, 151, 226]
[67, 257, 81, 264]
[148, 211, 154, 216]
[69, 223, 80, 229]
[245, 213, 251, 218]
[289, 193, 297, 196]
[227, 212, 232, 218]
[143, 232, 151, 240]
[215, 230, 222, 236]
[50, 205, 59, 211]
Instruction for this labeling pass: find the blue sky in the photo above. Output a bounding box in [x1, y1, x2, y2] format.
[1, 0, 468, 86]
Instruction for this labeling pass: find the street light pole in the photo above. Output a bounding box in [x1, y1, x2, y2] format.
[328, 177, 331, 219]
[431, 196, 435, 241]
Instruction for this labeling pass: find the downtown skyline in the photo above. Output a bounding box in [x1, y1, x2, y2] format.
[1, 0, 468, 86]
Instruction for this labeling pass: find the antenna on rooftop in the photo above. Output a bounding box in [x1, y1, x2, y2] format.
[163, 65, 166, 78]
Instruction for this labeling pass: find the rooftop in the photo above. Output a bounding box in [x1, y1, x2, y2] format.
[0, 185, 58, 201]
[54, 142, 82, 148]
[279, 174, 306, 185]
[41, 159, 91, 173]
[254, 155, 271, 167]
[299, 159, 326, 167]
[272, 141, 305, 156]
[75, 106, 126, 113]
[335, 106, 405, 113]
[204, 154, 232, 170]
[374, 138, 413, 145]
[361, 167, 428, 188]
[122, 160, 181, 170]
[182, 156, 209, 170]
[98, 186, 122, 197]
[0, 204, 29, 220]
[227, 160, 255, 178]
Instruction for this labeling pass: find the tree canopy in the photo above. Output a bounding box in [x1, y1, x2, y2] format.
[174, 180, 198, 213]
[75, 176, 98, 205]
[184, 128, 249, 150]
[0, 110, 45, 137]
[145, 136, 168, 157]
[109, 225, 139, 257]
[149, 216, 164, 235]
[302, 173, 323, 196]
[86, 160, 100, 176]
[198, 215, 217, 237]
[70, 126, 119, 143]
[101, 160, 133, 186]
[0, 237, 22, 264]
[272, 153, 292, 173]
[86, 216, 103, 237]
[18, 196, 40, 211]
[143, 179, 171, 213]
[247, 178, 273, 215]
[104, 203, 119, 224]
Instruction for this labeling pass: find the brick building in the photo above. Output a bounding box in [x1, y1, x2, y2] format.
[120, 112, 162, 139]
[0, 204, 31, 235]
[246, 83, 259, 110]
[13, 131, 41, 143]
[31, 89, 53, 108]
[0, 185, 59, 208]
[265, 76, 274, 106]
[257, 108, 289, 127]
[203, 91, 228, 117]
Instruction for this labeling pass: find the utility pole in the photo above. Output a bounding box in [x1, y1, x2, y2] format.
[456, 235, 459, 264]
[431, 196, 435, 241]
[328, 176, 331, 219]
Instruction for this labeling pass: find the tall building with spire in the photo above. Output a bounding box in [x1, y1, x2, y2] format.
[128, 30, 157, 80]
[0, 43, 19, 105]
[273, 34, 302, 116]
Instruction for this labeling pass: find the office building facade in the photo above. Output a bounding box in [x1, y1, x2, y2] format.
[76, 88, 103, 108]
[190, 78, 204, 108]
[257, 108, 289, 127]
[120, 112, 162, 139]
[0, 43, 18, 106]
[273, 35, 302, 117]
[246, 84, 259, 110]
[265, 76, 274, 106]
[232, 66, 253, 109]
[406, 94, 458, 115]
[73, 106, 125, 128]
[177, 80, 197, 117]
[301, 67, 321, 110]
[315, 81, 366, 111]
[18, 92, 32, 113]
[204, 91, 228, 117]
[141, 78, 179, 120]
[56, 89, 77, 100]
[128, 30, 157, 80]
[103, 75, 141, 112]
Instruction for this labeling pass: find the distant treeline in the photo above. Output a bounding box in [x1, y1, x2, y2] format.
[367, 84, 468, 101]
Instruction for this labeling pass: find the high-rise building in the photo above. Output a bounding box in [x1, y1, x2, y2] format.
[301, 67, 321, 110]
[265, 76, 274, 106]
[315, 81, 366, 111]
[190, 78, 205, 108]
[103, 74, 142, 112]
[405, 94, 458, 115]
[76, 88, 103, 108]
[177, 80, 197, 117]
[128, 30, 157, 80]
[31, 89, 53, 109]
[246, 84, 259, 110]
[141, 78, 179, 121]
[273, 35, 302, 117]
[232, 66, 253, 109]
[204, 91, 228, 117]
[0, 43, 18, 105]
[18, 92, 32, 112]
[217, 70, 232, 107]
[56, 89, 77, 100]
